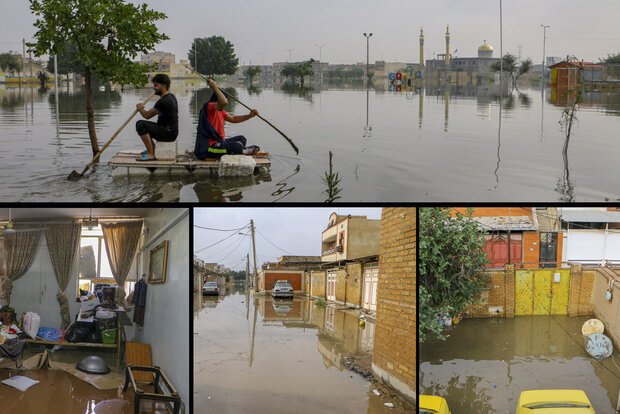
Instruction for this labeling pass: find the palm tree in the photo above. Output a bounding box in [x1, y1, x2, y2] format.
[244, 66, 261, 84]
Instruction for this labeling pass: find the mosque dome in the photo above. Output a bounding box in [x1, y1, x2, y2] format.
[478, 41, 493, 57]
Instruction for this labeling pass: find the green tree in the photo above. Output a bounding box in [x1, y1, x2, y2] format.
[46, 41, 79, 87]
[29, 0, 168, 157]
[601, 52, 620, 64]
[280, 64, 298, 83]
[297, 60, 314, 88]
[244, 66, 261, 84]
[0, 52, 22, 73]
[419, 208, 489, 342]
[189, 36, 239, 77]
[491, 54, 532, 90]
[37, 70, 48, 88]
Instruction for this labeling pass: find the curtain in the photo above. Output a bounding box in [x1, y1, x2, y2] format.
[1, 225, 42, 306]
[101, 221, 143, 307]
[45, 222, 81, 329]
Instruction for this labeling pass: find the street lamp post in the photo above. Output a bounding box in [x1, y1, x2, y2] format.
[315, 43, 326, 82]
[541, 25, 550, 94]
[363, 33, 373, 88]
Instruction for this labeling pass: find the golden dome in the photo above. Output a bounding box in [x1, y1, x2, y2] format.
[478, 41, 493, 53]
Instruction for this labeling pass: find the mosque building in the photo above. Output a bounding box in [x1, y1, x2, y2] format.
[425, 28, 501, 82]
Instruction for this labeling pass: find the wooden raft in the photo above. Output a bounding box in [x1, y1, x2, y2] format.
[108, 150, 271, 176]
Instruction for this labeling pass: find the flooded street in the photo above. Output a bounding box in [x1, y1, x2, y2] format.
[2, 83, 620, 201]
[420, 315, 620, 413]
[193, 287, 410, 413]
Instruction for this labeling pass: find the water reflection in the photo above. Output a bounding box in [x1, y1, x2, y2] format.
[4, 81, 620, 202]
[420, 316, 620, 413]
[194, 292, 396, 413]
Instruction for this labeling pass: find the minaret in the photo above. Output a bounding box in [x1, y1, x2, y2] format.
[419, 28, 424, 66]
[445, 25, 450, 66]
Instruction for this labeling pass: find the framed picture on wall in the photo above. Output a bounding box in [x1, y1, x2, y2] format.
[148, 240, 168, 284]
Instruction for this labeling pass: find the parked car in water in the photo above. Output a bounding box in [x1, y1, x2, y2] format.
[271, 280, 294, 298]
[202, 282, 219, 296]
[515, 390, 596, 413]
[419, 395, 451, 414]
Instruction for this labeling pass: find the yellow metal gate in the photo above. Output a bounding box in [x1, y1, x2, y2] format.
[515, 269, 570, 316]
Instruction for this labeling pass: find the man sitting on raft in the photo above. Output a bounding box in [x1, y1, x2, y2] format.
[135, 73, 178, 161]
[193, 78, 260, 159]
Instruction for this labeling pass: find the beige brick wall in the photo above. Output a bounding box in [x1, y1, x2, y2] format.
[465, 270, 510, 318]
[371, 208, 416, 402]
[311, 270, 326, 298]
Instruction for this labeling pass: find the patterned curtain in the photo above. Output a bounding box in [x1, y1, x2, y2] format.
[101, 221, 143, 306]
[1, 225, 42, 305]
[45, 222, 81, 329]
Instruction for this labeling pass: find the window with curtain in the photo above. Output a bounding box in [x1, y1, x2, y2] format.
[0, 238, 6, 279]
[78, 226, 115, 293]
[78, 225, 137, 298]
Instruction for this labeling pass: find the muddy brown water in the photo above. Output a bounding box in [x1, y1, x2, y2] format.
[194, 290, 411, 413]
[420, 315, 620, 414]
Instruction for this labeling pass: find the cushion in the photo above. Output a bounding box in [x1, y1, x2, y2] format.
[2, 375, 40, 392]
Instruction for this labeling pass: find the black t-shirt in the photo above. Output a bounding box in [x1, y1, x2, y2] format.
[154, 93, 178, 133]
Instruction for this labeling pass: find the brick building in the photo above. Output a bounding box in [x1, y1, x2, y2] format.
[371, 207, 416, 403]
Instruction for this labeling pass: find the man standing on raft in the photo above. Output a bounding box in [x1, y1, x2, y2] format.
[194, 78, 260, 159]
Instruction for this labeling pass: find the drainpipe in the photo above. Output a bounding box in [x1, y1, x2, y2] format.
[603, 222, 609, 264]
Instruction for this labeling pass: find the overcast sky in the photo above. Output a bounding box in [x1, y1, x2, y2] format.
[194, 208, 382, 271]
[4, 1, 620, 65]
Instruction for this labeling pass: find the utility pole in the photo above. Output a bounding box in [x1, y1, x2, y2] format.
[499, 0, 503, 90]
[245, 253, 250, 288]
[21, 38, 25, 87]
[315, 43, 326, 83]
[363, 33, 373, 88]
[250, 220, 258, 289]
[541, 25, 550, 94]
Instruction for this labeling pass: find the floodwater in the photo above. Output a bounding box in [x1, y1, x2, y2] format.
[193, 288, 412, 413]
[2, 81, 620, 202]
[420, 315, 620, 413]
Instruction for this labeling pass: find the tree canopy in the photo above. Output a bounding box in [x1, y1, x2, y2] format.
[188, 36, 239, 77]
[419, 208, 489, 342]
[244, 66, 261, 83]
[601, 52, 620, 64]
[29, 0, 169, 156]
[0, 52, 22, 73]
[491, 53, 533, 90]
[280, 60, 315, 87]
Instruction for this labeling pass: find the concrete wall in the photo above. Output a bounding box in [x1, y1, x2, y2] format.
[348, 218, 380, 260]
[11, 233, 81, 329]
[134, 208, 189, 409]
[372, 207, 416, 403]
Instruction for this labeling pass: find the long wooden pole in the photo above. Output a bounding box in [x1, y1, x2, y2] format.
[185, 64, 299, 154]
[67, 93, 155, 180]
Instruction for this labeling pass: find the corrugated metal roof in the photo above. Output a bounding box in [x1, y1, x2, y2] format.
[473, 216, 536, 231]
[558, 209, 620, 223]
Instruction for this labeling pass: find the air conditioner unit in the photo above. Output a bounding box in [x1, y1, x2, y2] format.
[336, 246, 343, 252]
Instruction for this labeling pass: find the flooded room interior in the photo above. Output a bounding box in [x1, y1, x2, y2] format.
[0, 208, 189, 413]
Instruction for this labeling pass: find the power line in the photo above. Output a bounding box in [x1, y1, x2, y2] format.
[194, 224, 249, 232]
[255, 227, 294, 255]
[195, 230, 244, 253]
[217, 235, 250, 264]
